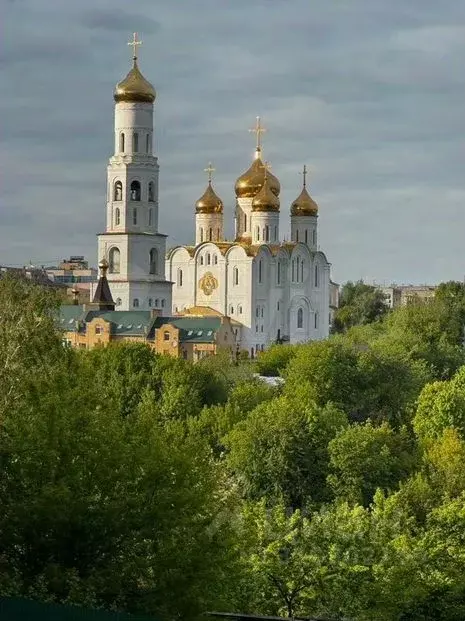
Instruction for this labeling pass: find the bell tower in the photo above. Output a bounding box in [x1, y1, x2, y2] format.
[94, 34, 172, 312]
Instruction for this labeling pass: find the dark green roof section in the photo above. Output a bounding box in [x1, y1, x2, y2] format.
[57, 307, 229, 341]
[153, 316, 224, 343]
[0, 598, 157, 621]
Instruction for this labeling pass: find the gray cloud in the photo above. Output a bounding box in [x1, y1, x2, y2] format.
[2, 0, 465, 283]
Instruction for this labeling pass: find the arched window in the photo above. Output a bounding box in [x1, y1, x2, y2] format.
[119, 133, 125, 153]
[244, 214, 247, 231]
[133, 208, 137, 225]
[258, 259, 263, 283]
[314, 312, 319, 329]
[130, 180, 141, 201]
[207, 253, 211, 266]
[114, 181, 122, 201]
[116, 297, 122, 307]
[256, 226, 260, 241]
[209, 228, 213, 241]
[200, 228, 204, 243]
[148, 181, 155, 202]
[200, 255, 204, 265]
[233, 266, 239, 286]
[301, 260, 304, 282]
[295, 258, 299, 283]
[133, 298, 139, 308]
[292, 259, 295, 282]
[155, 298, 159, 307]
[146, 133, 150, 153]
[313, 229, 316, 245]
[177, 268, 183, 287]
[296, 229, 299, 242]
[297, 308, 304, 329]
[238, 305, 243, 314]
[148, 208, 153, 226]
[230, 305, 234, 315]
[133, 132, 139, 153]
[213, 255, 218, 265]
[277, 261, 281, 285]
[148, 298, 153, 307]
[115, 207, 120, 226]
[265, 225, 269, 242]
[314, 264, 319, 287]
[149, 248, 158, 274]
[305, 229, 308, 244]
[108, 247, 120, 274]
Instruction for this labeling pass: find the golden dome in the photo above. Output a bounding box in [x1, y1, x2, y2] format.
[114, 60, 156, 104]
[195, 182, 224, 214]
[235, 150, 281, 199]
[252, 176, 280, 212]
[291, 186, 319, 217]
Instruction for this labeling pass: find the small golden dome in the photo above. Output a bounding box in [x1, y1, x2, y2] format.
[114, 60, 156, 104]
[235, 150, 281, 199]
[252, 176, 280, 212]
[195, 182, 224, 214]
[291, 186, 319, 217]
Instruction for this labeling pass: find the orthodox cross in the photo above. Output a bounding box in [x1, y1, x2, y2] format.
[204, 162, 215, 184]
[128, 32, 142, 60]
[300, 164, 308, 187]
[249, 116, 266, 150]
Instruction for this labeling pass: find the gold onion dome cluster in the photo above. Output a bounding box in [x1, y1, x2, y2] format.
[235, 149, 281, 200]
[114, 60, 156, 104]
[290, 185, 319, 217]
[195, 182, 224, 214]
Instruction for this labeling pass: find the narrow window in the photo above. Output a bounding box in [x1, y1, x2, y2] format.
[133, 298, 139, 308]
[301, 260, 304, 282]
[177, 268, 183, 287]
[200, 256, 204, 265]
[133, 132, 139, 153]
[244, 214, 247, 231]
[256, 307, 259, 318]
[230, 305, 234, 315]
[274, 226, 277, 241]
[148, 208, 153, 226]
[233, 267, 239, 286]
[314, 264, 319, 287]
[148, 298, 153, 307]
[146, 133, 150, 153]
[238, 305, 242, 314]
[148, 181, 155, 202]
[313, 229, 316, 245]
[258, 259, 263, 283]
[297, 308, 304, 329]
[213, 255, 218, 265]
[130, 180, 141, 201]
[114, 181, 122, 201]
[155, 298, 159, 307]
[265, 225, 269, 241]
[256, 226, 260, 241]
[292, 259, 295, 282]
[207, 253, 211, 266]
[314, 312, 319, 329]
[209, 228, 212, 241]
[296, 229, 299, 242]
[133, 208, 137, 225]
[305, 229, 308, 244]
[115, 208, 120, 226]
[217, 228, 220, 240]
[261, 307, 264, 318]
[200, 228, 204, 243]
[116, 297, 122, 307]
[161, 299, 165, 308]
[120, 133, 125, 153]
[164, 331, 170, 341]
[108, 247, 120, 274]
[277, 261, 281, 285]
[149, 248, 158, 274]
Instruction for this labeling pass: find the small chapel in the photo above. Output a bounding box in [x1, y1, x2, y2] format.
[92, 35, 332, 357]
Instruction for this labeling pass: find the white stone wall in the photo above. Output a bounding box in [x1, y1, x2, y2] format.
[250, 211, 280, 245]
[290, 215, 318, 249]
[195, 213, 224, 245]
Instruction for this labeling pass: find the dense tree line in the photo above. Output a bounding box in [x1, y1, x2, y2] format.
[2, 274, 465, 620]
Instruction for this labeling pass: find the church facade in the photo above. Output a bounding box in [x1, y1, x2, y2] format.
[93, 36, 332, 356]
[166, 125, 332, 356]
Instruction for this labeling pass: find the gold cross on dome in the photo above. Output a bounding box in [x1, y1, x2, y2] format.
[204, 162, 215, 183]
[249, 116, 267, 150]
[128, 32, 142, 60]
[261, 160, 272, 179]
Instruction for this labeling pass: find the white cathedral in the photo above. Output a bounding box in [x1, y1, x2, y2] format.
[93, 36, 332, 356]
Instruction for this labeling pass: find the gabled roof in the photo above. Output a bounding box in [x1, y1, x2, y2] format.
[153, 316, 226, 343]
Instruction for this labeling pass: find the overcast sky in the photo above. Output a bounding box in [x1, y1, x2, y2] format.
[2, 0, 465, 284]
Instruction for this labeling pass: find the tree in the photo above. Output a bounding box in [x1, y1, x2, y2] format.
[254, 344, 299, 377]
[332, 280, 388, 333]
[327, 421, 417, 506]
[225, 396, 347, 507]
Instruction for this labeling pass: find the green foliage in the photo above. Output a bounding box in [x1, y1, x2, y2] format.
[225, 396, 347, 507]
[327, 421, 417, 506]
[254, 343, 299, 377]
[332, 280, 388, 333]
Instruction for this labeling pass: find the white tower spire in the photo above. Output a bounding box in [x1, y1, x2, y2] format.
[93, 35, 172, 312]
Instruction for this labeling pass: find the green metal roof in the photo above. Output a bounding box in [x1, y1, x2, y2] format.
[0, 598, 156, 621]
[57, 307, 227, 342]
